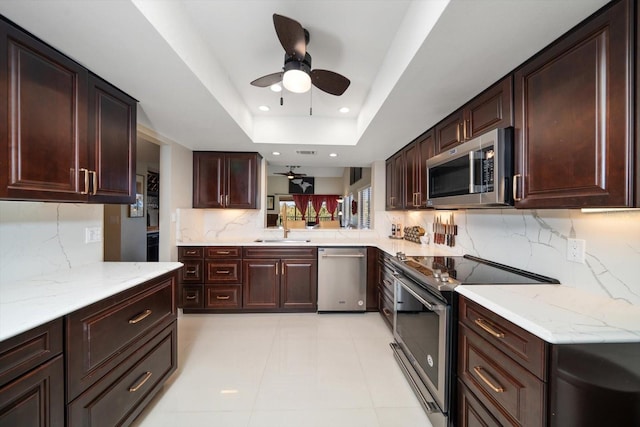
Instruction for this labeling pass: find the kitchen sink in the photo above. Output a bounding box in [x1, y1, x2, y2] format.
[254, 239, 311, 243]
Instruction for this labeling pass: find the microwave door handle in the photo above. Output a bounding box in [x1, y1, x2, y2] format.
[469, 151, 476, 194]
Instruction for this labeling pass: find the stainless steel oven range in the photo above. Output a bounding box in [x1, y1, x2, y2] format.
[388, 254, 559, 427]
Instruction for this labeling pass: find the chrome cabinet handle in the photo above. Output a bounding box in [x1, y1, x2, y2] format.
[473, 366, 504, 393]
[185, 250, 198, 255]
[128, 309, 152, 324]
[474, 318, 505, 338]
[216, 295, 231, 300]
[226, 195, 230, 206]
[275, 263, 279, 276]
[216, 251, 231, 255]
[186, 267, 197, 274]
[513, 174, 522, 201]
[382, 308, 392, 317]
[456, 122, 461, 143]
[80, 168, 89, 194]
[219, 193, 224, 205]
[216, 270, 230, 274]
[185, 295, 197, 301]
[129, 371, 152, 392]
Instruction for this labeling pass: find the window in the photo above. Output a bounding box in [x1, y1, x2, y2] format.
[358, 186, 371, 229]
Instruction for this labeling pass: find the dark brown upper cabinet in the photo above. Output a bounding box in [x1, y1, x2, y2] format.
[436, 76, 513, 154]
[87, 74, 136, 204]
[513, 0, 634, 208]
[385, 152, 404, 210]
[404, 129, 435, 209]
[192, 151, 262, 209]
[0, 18, 137, 204]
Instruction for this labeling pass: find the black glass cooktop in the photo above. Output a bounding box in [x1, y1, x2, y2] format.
[406, 254, 559, 285]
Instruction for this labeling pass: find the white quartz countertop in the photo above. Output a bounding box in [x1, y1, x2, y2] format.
[176, 237, 447, 258]
[0, 262, 183, 342]
[456, 284, 640, 344]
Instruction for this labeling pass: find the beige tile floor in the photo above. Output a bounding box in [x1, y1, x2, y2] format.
[132, 312, 433, 427]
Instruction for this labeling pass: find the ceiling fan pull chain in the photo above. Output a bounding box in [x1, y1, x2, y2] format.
[309, 86, 313, 116]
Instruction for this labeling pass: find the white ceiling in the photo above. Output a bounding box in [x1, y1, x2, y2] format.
[0, 0, 611, 173]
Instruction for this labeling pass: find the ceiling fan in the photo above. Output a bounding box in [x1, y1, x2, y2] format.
[250, 14, 350, 96]
[275, 166, 307, 180]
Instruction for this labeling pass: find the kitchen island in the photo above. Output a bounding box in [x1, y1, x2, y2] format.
[0, 261, 182, 426]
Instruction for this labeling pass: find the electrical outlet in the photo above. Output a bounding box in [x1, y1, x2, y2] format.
[567, 238, 586, 263]
[85, 227, 102, 244]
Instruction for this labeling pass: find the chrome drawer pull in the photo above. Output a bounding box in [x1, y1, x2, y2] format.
[473, 366, 504, 393]
[216, 295, 231, 300]
[382, 308, 392, 317]
[216, 251, 230, 255]
[129, 309, 152, 324]
[216, 270, 230, 274]
[186, 268, 197, 274]
[186, 295, 197, 300]
[474, 318, 505, 338]
[128, 371, 152, 392]
[185, 250, 198, 255]
[80, 168, 90, 194]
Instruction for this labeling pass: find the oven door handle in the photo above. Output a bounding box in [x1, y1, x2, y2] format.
[397, 279, 445, 312]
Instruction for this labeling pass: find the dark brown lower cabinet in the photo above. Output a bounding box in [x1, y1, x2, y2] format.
[0, 355, 65, 427]
[67, 323, 176, 427]
[243, 247, 317, 312]
[458, 295, 548, 427]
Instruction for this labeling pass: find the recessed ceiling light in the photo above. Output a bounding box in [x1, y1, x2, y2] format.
[270, 83, 282, 92]
[339, 107, 350, 113]
[272, 151, 280, 156]
[329, 153, 338, 157]
[258, 105, 270, 112]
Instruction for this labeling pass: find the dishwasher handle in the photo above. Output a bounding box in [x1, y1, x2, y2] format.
[321, 254, 366, 258]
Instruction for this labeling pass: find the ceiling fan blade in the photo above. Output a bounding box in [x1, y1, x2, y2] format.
[310, 69, 350, 96]
[273, 14, 306, 60]
[250, 72, 283, 87]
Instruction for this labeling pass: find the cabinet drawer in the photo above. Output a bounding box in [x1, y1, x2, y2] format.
[205, 247, 241, 258]
[205, 285, 242, 309]
[459, 323, 545, 427]
[178, 247, 203, 259]
[0, 354, 65, 427]
[68, 322, 177, 427]
[459, 296, 547, 379]
[243, 247, 317, 259]
[180, 260, 203, 282]
[0, 319, 63, 386]
[205, 260, 242, 284]
[181, 285, 203, 308]
[66, 276, 176, 400]
[378, 288, 394, 330]
[457, 379, 503, 427]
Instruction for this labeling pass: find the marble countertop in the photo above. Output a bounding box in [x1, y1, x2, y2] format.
[456, 285, 640, 344]
[0, 262, 183, 342]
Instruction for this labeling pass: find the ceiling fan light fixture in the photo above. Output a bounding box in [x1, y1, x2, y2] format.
[283, 69, 311, 93]
[287, 172, 295, 179]
[270, 83, 283, 92]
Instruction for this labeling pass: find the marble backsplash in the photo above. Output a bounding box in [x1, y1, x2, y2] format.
[0, 201, 103, 283]
[406, 209, 640, 306]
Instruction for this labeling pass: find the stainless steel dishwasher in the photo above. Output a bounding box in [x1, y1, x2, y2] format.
[317, 247, 367, 311]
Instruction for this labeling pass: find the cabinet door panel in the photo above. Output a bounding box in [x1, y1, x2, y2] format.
[243, 259, 279, 309]
[435, 109, 464, 153]
[417, 130, 434, 207]
[385, 159, 395, 210]
[193, 152, 224, 208]
[403, 142, 419, 209]
[466, 76, 513, 139]
[514, 0, 632, 207]
[281, 259, 317, 311]
[0, 22, 87, 201]
[0, 355, 64, 427]
[88, 75, 136, 203]
[226, 153, 259, 209]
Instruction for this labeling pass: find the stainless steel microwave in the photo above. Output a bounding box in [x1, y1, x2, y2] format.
[426, 127, 514, 209]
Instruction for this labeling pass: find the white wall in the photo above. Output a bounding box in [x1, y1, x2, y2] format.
[0, 201, 103, 283]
